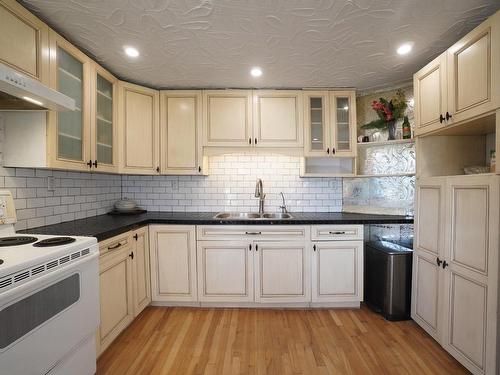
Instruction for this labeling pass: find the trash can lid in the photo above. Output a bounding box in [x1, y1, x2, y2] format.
[366, 240, 413, 255]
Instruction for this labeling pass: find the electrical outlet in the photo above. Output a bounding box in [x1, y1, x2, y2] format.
[47, 176, 55, 192]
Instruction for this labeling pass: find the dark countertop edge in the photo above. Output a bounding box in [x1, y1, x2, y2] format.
[21, 212, 414, 242]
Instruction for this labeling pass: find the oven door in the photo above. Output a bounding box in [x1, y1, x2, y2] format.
[0, 250, 99, 375]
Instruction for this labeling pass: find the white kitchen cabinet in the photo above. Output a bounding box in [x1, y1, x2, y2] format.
[149, 225, 198, 302]
[254, 241, 310, 303]
[130, 227, 151, 316]
[304, 90, 357, 157]
[0, 0, 49, 84]
[97, 234, 134, 355]
[197, 241, 254, 303]
[160, 90, 206, 175]
[203, 90, 253, 147]
[414, 10, 500, 136]
[413, 174, 499, 375]
[311, 241, 363, 304]
[412, 177, 447, 340]
[253, 90, 303, 148]
[118, 81, 160, 174]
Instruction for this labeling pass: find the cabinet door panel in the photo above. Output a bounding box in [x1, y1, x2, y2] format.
[255, 241, 309, 303]
[149, 225, 197, 302]
[98, 249, 134, 354]
[253, 91, 303, 148]
[203, 90, 252, 147]
[330, 91, 356, 156]
[0, 0, 49, 83]
[161, 91, 202, 174]
[119, 82, 159, 174]
[415, 182, 445, 255]
[447, 11, 499, 124]
[197, 241, 253, 302]
[304, 91, 330, 156]
[132, 227, 151, 316]
[312, 241, 362, 303]
[414, 53, 447, 136]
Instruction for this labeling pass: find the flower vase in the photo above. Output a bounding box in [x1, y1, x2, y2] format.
[387, 120, 396, 140]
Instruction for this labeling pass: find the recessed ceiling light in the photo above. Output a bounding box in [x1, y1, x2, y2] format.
[250, 67, 263, 77]
[124, 46, 139, 58]
[397, 43, 413, 55]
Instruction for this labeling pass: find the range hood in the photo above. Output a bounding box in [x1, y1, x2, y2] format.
[0, 62, 75, 111]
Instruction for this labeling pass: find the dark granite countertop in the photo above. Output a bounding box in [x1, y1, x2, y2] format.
[21, 211, 413, 242]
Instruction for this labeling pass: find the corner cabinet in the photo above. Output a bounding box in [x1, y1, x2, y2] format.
[90, 64, 118, 173]
[304, 90, 357, 157]
[252, 90, 303, 148]
[0, 0, 49, 84]
[47, 30, 92, 171]
[118, 81, 160, 175]
[413, 175, 500, 375]
[414, 10, 500, 136]
[160, 90, 205, 175]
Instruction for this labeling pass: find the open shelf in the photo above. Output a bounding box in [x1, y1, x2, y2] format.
[357, 139, 414, 147]
[353, 172, 415, 178]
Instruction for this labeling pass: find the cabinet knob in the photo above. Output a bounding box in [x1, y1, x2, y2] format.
[313, 244, 316, 251]
[133, 233, 138, 241]
[439, 114, 445, 123]
[254, 138, 258, 145]
[446, 112, 452, 121]
[86, 160, 93, 168]
[327, 148, 330, 154]
[436, 257, 443, 266]
[93, 160, 98, 168]
[198, 166, 202, 173]
[129, 252, 134, 260]
[156, 166, 160, 173]
[442, 260, 449, 269]
[249, 138, 252, 145]
[249, 244, 252, 251]
[255, 244, 258, 251]
[332, 147, 336, 154]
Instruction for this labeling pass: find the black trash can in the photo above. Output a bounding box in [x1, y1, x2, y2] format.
[364, 240, 413, 321]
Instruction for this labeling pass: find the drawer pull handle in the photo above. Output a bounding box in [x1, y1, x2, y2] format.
[108, 242, 122, 250]
[329, 231, 346, 235]
[245, 231, 262, 235]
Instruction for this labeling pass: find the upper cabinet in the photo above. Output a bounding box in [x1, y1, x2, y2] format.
[118, 81, 160, 175]
[160, 90, 205, 175]
[47, 30, 92, 171]
[91, 64, 118, 173]
[203, 90, 253, 147]
[304, 90, 357, 157]
[0, 0, 49, 84]
[414, 53, 448, 136]
[414, 10, 500, 136]
[253, 90, 303, 148]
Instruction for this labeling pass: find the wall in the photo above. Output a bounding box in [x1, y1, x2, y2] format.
[122, 154, 343, 213]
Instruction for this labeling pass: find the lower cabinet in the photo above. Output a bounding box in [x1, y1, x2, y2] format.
[311, 240, 363, 304]
[255, 241, 310, 303]
[413, 175, 499, 375]
[197, 241, 254, 302]
[97, 227, 151, 355]
[149, 225, 198, 302]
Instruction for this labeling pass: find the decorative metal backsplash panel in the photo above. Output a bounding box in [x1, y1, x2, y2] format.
[358, 142, 415, 175]
[367, 224, 414, 242]
[343, 176, 415, 215]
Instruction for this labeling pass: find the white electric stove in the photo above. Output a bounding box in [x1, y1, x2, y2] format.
[0, 190, 99, 375]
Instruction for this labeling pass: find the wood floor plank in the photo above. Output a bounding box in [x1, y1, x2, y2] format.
[96, 306, 470, 375]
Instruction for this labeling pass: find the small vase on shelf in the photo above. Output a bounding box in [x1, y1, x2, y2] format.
[387, 120, 396, 140]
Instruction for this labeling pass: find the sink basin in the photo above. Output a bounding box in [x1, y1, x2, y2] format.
[261, 213, 294, 219]
[213, 212, 294, 220]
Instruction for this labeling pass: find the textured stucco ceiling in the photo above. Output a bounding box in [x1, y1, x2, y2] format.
[21, 0, 500, 90]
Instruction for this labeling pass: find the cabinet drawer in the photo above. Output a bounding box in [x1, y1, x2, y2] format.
[99, 232, 131, 256]
[311, 225, 363, 241]
[197, 225, 309, 241]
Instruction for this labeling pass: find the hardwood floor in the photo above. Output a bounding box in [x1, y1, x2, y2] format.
[97, 306, 469, 375]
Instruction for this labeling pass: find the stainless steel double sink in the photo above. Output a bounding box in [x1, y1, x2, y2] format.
[213, 212, 294, 220]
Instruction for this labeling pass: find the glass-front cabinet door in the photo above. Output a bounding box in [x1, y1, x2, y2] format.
[330, 91, 356, 157]
[304, 91, 330, 156]
[48, 31, 91, 170]
[91, 65, 117, 172]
